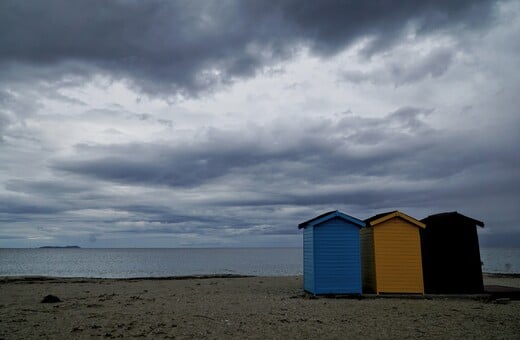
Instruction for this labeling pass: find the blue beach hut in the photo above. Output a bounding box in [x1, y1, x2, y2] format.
[298, 210, 365, 295]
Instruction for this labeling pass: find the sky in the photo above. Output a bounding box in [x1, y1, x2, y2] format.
[0, 0, 519, 248]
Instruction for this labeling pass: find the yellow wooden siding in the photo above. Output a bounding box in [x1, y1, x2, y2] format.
[360, 228, 376, 293]
[373, 218, 424, 294]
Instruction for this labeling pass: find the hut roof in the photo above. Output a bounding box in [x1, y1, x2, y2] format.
[421, 211, 484, 227]
[298, 210, 365, 229]
[365, 210, 426, 229]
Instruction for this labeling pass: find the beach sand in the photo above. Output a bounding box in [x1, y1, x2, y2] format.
[1, 275, 519, 339]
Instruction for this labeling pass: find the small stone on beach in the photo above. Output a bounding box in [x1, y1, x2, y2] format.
[41, 295, 61, 303]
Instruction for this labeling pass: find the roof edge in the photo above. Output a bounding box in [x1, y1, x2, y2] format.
[422, 211, 484, 227]
[298, 210, 365, 229]
[367, 211, 426, 229]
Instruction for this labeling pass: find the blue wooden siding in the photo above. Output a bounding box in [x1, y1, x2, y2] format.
[303, 226, 314, 293]
[313, 217, 362, 294]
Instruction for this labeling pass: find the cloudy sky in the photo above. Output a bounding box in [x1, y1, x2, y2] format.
[1, 0, 519, 248]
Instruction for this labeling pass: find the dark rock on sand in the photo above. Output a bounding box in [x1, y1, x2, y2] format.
[41, 295, 61, 303]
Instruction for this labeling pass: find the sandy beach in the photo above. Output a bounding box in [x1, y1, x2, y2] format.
[1, 274, 519, 339]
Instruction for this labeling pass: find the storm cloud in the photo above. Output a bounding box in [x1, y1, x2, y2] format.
[0, 0, 519, 247]
[0, 0, 497, 96]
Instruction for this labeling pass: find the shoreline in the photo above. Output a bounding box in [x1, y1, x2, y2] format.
[484, 272, 520, 278]
[0, 273, 255, 283]
[1, 272, 519, 281]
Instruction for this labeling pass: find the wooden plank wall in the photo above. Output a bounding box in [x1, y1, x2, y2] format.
[373, 218, 424, 294]
[313, 218, 362, 294]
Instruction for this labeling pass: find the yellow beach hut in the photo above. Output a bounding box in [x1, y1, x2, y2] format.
[361, 211, 426, 294]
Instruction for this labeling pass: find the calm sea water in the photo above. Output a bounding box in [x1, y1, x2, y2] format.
[0, 247, 517, 278]
[480, 247, 520, 274]
[0, 248, 303, 278]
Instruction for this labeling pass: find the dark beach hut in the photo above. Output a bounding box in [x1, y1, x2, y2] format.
[361, 211, 426, 294]
[298, 210, 365, 295]
[420, 212, 485, 294]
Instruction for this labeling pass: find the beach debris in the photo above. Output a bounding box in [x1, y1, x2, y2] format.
[87, 303, 103, 308]
[193, 314, 216, 321]
[41, 295, 61, 303]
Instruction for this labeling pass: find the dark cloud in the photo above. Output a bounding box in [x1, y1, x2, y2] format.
[0, 0, 498, 96]
[52, 108, 433, 187]
[51, 106, 519, 208]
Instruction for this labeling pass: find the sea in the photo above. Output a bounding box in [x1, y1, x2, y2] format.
[0, 247, 518, 278]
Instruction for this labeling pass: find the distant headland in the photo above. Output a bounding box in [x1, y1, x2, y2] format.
[38, 246, 81, 249]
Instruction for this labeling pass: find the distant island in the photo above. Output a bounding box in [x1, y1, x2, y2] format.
[39, 246, 81, 249]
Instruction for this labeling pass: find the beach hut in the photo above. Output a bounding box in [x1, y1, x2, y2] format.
[420, 212, 485, 294]
[298, 210, 365, 295]
[361, 211, 426, 294]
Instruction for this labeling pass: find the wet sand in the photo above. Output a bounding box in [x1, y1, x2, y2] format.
[0, 275, 519, 339]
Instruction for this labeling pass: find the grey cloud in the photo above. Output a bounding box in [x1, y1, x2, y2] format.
[341, 70, 373, 84]
[5, 179, 91, 194]
[0, 90, 20, 142]
[479, 232, 520, 248]
[52, 106, 517, 195]
[0, 194, 68, 215]
[2, 176, 252, 233]
[43, 104, 519, 244]
[0, 96, 510, 243]
[0, 190, 228, 240]
[0, 0, 497, 96]
[0, 235, 23, 240]
[215, 187, 432, 209]
[392, 48, 454, 84]
[342, 47, 455, 85]
[0, 112, 10, 142]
